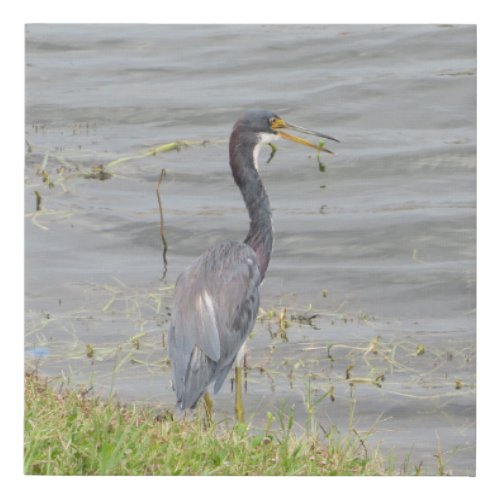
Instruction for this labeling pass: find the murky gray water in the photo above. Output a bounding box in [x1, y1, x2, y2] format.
[25, 24, 476, 475]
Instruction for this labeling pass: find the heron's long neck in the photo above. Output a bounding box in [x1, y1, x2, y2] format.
[230, 136, 273, 280]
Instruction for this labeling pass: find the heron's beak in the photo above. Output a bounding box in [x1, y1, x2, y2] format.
[271, 117, 340, 154]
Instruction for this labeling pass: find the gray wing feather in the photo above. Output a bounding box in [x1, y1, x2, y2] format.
[174, 271, 221, 362]
[168, 240, 261, 409]
[213, 358, 236, 394]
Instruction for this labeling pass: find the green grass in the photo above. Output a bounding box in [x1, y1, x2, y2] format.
[24, 372, 388, 476]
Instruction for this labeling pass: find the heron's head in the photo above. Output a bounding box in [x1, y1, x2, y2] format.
[234, 108, 339, 153]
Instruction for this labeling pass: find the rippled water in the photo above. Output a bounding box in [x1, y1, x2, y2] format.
[25, 24, 476, 475]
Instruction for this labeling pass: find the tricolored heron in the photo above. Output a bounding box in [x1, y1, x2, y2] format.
[168, 109, 339, 421]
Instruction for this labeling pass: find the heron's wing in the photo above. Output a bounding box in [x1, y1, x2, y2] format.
[213, 357, 236, 394]
[168, 268, 221, 408]
[174, 271, 222, 362]
[169, 241, 261, 409]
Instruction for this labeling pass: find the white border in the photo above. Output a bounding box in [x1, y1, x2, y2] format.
[3, 1, 497, 498]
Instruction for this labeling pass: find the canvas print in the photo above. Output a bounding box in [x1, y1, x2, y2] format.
[25, 24, 476, 475]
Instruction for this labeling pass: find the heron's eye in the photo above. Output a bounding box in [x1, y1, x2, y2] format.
[269, 117, 278, 128]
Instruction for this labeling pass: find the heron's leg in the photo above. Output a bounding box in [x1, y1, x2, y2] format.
[234, 343, 246, 423]
[244, 352, 248, 392]
[234, 365, 244, 423]
[203, 392, 213, 423]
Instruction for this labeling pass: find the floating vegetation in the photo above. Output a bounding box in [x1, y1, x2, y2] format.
[278, 308, 289, 340]
[24, 136, 226, 233]
[82, 165, 112, 181]
[258, 306, 322, 339]
[86, 344, 94, 359]
[357, 311, 375, 323]
[156, 168, 168, 280]
[327, 344, 335, 363]
[25, 205, 74, 231]
[34, 191, 42, 211]
[252, 303, 475, 405]
[258, 307, 290, 340]
[290, 311, 319, 328]
[35, 152, 55, 188]
[130, 332, 145, 350]
[25, 278, 175, 385]
[100, 139, 217, 174]
[26, 137, 222, 192]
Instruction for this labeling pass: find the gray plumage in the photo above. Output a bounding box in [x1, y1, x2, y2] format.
[168, 109, 275, 410]
[167, 109, 337, 410]
[169, 241, 261, 409]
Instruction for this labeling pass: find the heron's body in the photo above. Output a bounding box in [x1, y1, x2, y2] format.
[168, 109, 338, 413]
[169, 241, 261, 409]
